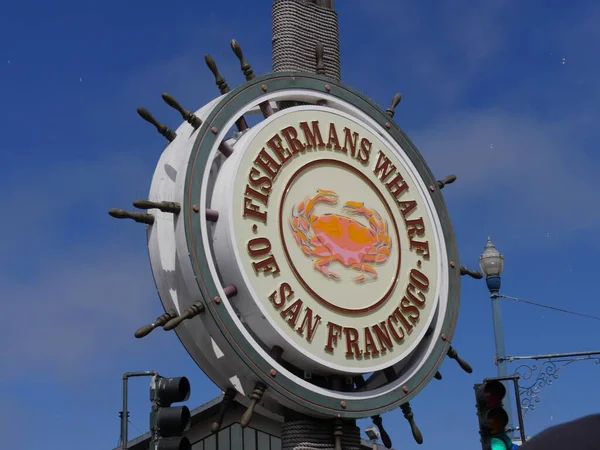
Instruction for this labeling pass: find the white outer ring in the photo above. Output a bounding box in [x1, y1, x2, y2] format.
[147, 95, 283, 420]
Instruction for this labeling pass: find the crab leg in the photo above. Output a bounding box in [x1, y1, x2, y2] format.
[343, 201, 391, 258]
[314, 256, 341, 281]
[363, 248, 391, 263]
[289, 217, 313, 256]
[350, 263, 378, 283]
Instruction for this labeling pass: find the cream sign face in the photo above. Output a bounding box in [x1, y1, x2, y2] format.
[212, 106, 445, 374]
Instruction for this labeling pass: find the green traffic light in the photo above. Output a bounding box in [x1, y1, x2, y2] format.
[474, 380, 511, 450]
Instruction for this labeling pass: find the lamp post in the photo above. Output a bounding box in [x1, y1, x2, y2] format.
[479, 237, 516, 437]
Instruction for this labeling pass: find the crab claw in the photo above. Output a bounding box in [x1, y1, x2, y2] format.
[342, 201, 365, 214]
[315, 189, 339, 204]
[317, 188, 337, 195]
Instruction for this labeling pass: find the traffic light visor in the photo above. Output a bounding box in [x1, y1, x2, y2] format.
[478, 380, 506, 408]
[156, 377, 191, 406]
[155, 405, 191, 436]
[486, 407, 509, 428]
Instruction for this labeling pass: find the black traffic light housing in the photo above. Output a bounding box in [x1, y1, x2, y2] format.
[150, 376, 192, 450]
[474, 380, 508, 449]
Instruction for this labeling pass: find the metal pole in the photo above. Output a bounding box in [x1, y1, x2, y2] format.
[120, 371, 159, 450]
[490, 292, 516, 436]
[121, 376, 128, 450]
[505, 350, 600, 361]
[512, 378, 526, 443]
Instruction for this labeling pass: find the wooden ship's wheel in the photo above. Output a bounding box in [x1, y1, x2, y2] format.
[110, 2, 482, 449]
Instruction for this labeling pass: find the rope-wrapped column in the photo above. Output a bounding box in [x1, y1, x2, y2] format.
[272, 0, 341, 109]
[282, 414, 362, 450]
[340, 421, 362, 450]
[272, 0, 340, 79]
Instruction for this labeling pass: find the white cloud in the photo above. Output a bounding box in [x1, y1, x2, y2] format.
[1, 154, 154, 264]
[345, 0, 600, 116]
[119, 20, 274, 115]
[342, 0, 517, 107]
[412, 109, 599, 230]
[0, 247, 157, 380]
[0, 154, 163, 381]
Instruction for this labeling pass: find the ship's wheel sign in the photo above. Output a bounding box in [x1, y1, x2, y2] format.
[111, 49, 480, 441]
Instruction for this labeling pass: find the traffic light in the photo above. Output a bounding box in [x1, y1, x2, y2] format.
[150, 376, 192, 450]
[474, 380, 508, 449]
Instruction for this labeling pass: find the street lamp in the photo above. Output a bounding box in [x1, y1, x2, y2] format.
[479, 237, 515, 438]
[479, 236, 504, 296]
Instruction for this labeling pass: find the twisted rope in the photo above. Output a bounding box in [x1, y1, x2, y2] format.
[282, 419, 362, 450]
[272, 0, 340, 79]
[272, 0, 341, 109]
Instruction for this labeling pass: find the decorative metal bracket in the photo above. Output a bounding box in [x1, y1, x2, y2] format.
[507, 351, 600, 414]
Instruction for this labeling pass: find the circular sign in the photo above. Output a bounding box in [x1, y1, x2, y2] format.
[145, 72, 461, 419]
[212, 106, 445, 375]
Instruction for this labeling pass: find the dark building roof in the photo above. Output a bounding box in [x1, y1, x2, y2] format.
[115, 394, 389, 450]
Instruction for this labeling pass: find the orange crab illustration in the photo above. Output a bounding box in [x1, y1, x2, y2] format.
[289, 189, 392, 283]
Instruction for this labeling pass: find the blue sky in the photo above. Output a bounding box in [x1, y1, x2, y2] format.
[2, 0, 600, 449]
